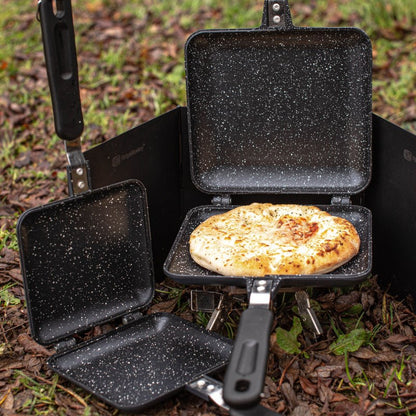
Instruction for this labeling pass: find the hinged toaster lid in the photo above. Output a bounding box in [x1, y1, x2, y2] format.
[17, 180, 155, 345]
[185, 3, 372, 195]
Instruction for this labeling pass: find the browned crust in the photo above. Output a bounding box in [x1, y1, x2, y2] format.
[189, 203, 360, 276]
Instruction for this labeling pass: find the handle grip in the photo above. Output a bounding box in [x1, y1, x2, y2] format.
[224, 308, 273, 408]
[39, 0, 83, 140]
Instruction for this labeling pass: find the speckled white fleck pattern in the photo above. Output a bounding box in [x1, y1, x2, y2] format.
[185, 28, 372, 195]
[48, 313, 232, 412]
[18, 180, 154, 345]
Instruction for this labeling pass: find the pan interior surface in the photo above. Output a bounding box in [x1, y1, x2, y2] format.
[17, 180, 154, 345]
[164, 204, 372, 287]
[48, 313, 232, 412]
[186, 29, 372, 195]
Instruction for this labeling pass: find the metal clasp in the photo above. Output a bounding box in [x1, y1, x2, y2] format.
[211, 195, 232, 206]
[55, 337, 76, 353]
[331, 195, 352, 206]
[295, 290, 323, 336]
[191, 290, 229, 332]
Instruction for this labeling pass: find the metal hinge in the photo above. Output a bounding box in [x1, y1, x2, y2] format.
[55, 337, 77, 353]
[211, 195, 232, 206]
[331, 195, 352, 206]
[121, 310, 144, 325]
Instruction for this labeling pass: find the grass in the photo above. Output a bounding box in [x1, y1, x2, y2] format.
[358, 0, 416, 31]
[0, 283, 21, 307]
[2, 0, 414, 141]
[0, 3, 41, 79]
[0, 217, 19, 251]
[12, 371, 97, 415]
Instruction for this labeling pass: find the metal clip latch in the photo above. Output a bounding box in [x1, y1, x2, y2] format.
[206, 296, 227, 332]
[121, 310, 143, 325]
[191, 290, 228, 332]
[295, 290, 323, 336]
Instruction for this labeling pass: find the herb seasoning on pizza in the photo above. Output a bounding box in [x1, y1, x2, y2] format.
[189, 203, 360, 276]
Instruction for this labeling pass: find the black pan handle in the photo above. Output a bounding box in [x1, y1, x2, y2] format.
[223, 307, 273, 408]
[39, 0, 84, 140]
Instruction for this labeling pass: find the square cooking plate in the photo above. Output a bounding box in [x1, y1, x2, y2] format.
[185, 28, 372, 195]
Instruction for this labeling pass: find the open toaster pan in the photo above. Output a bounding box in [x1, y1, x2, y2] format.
[18, 178, 280, 415]
[164, 0, 373, 408]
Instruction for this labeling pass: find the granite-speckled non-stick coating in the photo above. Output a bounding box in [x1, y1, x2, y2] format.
[17, 180, 154, 345]
[185, 28, 372, 195]
[48, 313, 232, 413]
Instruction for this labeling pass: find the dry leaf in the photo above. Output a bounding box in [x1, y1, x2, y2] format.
[17, 334, 53, 357]
[299, 376, 318, 396]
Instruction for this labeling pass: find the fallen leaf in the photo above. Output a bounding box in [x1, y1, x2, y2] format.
[17, 334, 53, 357]
[383, 334, 416, 347]
[291, 404, 313, 416]
[146, 298, 178, 315]
[313, 364, 344, 378]
[281, 382, 298, 409]
[334, 291, 361, 313]
[299, 376, 318, 396]
[318, 384, 333, 404]
[352, 347, 398, 363]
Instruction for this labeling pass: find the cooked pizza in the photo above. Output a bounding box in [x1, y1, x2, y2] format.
[189, 203, 360, 276]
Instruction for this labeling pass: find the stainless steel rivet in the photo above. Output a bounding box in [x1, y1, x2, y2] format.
[76, 167, 84, 176]
[197, 380, 206, 388]
[273, 15, 281, 24]
[272, 3, 280, 11]
[77, 181, 85, 189]
[258, 280, 267, 286]
[207, 384, 215, 392]
[257, 286, 266, 292]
